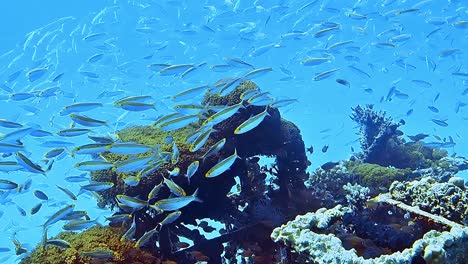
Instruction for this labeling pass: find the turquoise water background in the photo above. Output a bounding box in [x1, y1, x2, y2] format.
[0, 0, 467, 262]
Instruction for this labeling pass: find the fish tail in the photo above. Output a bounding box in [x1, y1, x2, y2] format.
[192, 188, 202, 203]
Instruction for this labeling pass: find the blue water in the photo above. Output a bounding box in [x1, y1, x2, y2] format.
[0, 0, 467, 263]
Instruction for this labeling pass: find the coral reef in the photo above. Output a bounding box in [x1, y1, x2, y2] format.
[272, 204, 468, 263]
[346, 162, 412, 191]
[350, 104, 451, 170]
[86, 81, 311, 262]
[390, 177, 467, 224]
[20, 226, 158, 264]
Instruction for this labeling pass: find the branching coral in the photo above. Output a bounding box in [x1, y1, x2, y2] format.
[350, 104, 402, 165]
[350, 105, 449, 170]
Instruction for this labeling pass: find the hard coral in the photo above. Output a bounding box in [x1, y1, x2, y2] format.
[271, 205, 468, 263]
[350, 105, 449, 170]
[390, 177, 468, 224]
[20, 226, 158, 264]
[350, 104, 402, 165]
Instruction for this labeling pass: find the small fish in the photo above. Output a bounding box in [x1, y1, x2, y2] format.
[314, 26, 340, 38]
[87, 53, 104, 63]
[147, 180, 164, 201]
[107, 143, 152, 155]
[45, 239, 71, 248]
[396, 8, 419, 15]
[0, 143, 25, 153]
[33, 190, 49, 200]
[69, 114, 107, 127]
[57, 128, 92, 137]
[0, 119, 22, 128]
[306, 146, 313, 154]
[407, 133, 429, 141]
[62, 219, 97, 231]
[371, 42, 396, 49]
[40, 140, 74, 148]
[205, 149, 239, 178]
[411, 79, 432, 88]
[16, 205, 26, 216]
[64, 174, 89, 183]
[151, 189, 201, 211]
[336, 79, 350, 87]
[79, 71, 99, 78]
[134, 227, 159, 248]
[167, 167, 180, 177]
[120, 217, 136, 242]
[389, 34, 412, 42]
[105, 214, 132, 223]
[123, 176, 140, 187]
[26, 67, 48, 82]
[0, 179, 18, 190]
[224, 57, 254, 69]
[203, 102, 244, 126]
[249, 43, 280, 57]
[242, 67, 273, 80]
[234, 109, 270, 134]
[56, 185, 77, 200]
[171, 85, 208, 102]
[453, 21, 468, 29]
[313, 68, 339, 81]
[189, 127, 214, 152]
[60, 103, 103, 116]
[159, 64, 194, 76]
[0, 161, 23, 172]
[115, 101, 156, 111]
[43, 204, 75, 227]
[322, 145, 329, 153]
[74, 161, 113, 171]
[15, 152, 45, 174]
[186, 161, 199, 184]
[62, 210, 89, 221]
[164, 177, 186, 197]
[72, 143, 110, 155]
[30, 129, 53, 137]
[159, 210, 182, 227]
[116, 195, 147, 210]
[200, 138, 226, 161]
[321, 161, 339, 170]
[269, 98, 298, 108]
[1, 127, 33, 142]
[427, 106, 439, 113]
[301, 57, 329, 66]
[157, 114, 199, 131]
[52, 73, 65, 82]
[80, 182, 114, 193]
[431, 119, 448, 127]
[82, 32, 106, 42]
[348, 65, 371, 78]
[44, 148, 65, 159]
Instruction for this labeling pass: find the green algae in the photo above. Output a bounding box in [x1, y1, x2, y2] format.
[347, 162, 412, 189]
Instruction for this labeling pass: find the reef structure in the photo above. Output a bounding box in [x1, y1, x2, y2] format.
[271, 202, 467, 263]
[84, 81, 310, 262]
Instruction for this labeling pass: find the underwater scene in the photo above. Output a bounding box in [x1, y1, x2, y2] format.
[0, 0, 467, 263]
